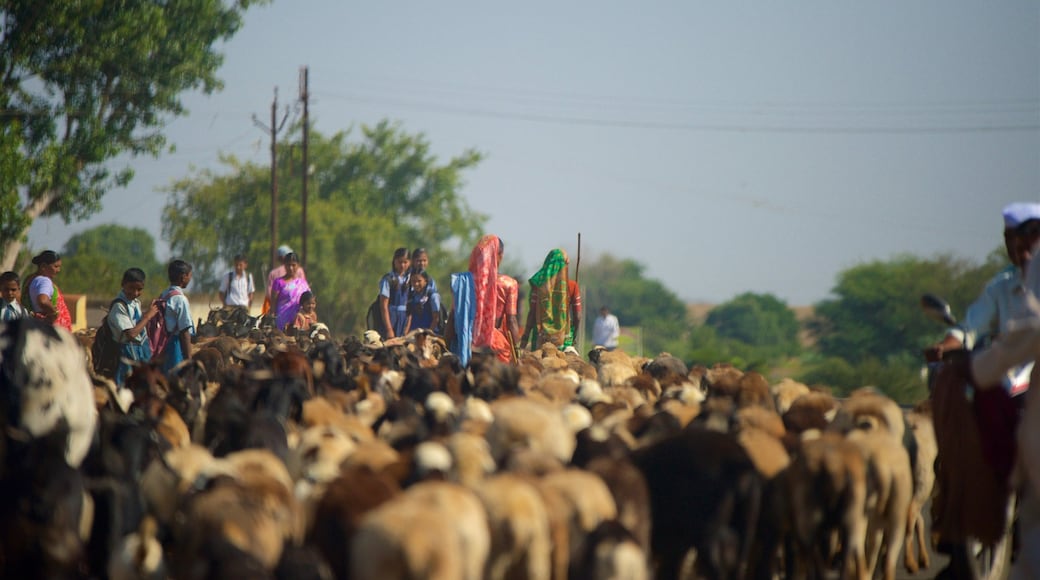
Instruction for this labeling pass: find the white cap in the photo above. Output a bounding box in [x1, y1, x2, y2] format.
[1002, 203, 1040, 229]
[277, 245, 293, 258]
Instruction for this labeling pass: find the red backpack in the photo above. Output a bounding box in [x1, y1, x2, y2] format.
[147, 288, 182, 360]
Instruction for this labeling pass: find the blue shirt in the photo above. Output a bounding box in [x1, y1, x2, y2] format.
[162, 286, 194, 337]
[0, 299, 26, 322]
[108, 292, 146, 345]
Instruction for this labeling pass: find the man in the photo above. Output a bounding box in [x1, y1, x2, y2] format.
[219, 254, 255, 311]
[933, 202, 1040, 355]
[930, 202, 1040, 579]
[969, 213, 1040, 579]
[592, 305, 620, 351]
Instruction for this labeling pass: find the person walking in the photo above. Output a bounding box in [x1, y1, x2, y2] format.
[25, 250, 73, 331]
[592, 305, 621, 351]
[270, 252, 311, 332]
[448, 234, 512, 365]
[264, 245, 306, 314]
[219, 254, 255, 311]
[523, 248, 578, 350]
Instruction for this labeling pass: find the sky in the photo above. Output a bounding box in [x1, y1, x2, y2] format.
[27, 1, 1040, 306]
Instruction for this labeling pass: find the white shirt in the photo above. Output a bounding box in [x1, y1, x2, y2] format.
[949, 265, 1027, 349]
[220, 270, 255, 307]
[592, 312, 620, 348]
[0, 300, 26, 322]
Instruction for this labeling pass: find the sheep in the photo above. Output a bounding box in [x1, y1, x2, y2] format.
[783, 431, 869, 579]
[474, 474, 553, 580]
[107, 515, 166, 580]
[0, 319, 98, 468]
[632, 425, 765, 580]
[569, 520, 648, 580]
[771, 378, 811, 414]
[847, 428, 913, 580]
[308, 465, 401, 580]
[903, 407, 937, 574]
[486, 397, 576, 466]
[350, 481, 490, 580]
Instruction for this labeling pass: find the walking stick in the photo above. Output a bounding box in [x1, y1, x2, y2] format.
[574, 233, 581, 284]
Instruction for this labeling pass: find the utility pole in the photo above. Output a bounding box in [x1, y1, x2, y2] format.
[300, 66, 310, 267]
[253, 87, 290, 272]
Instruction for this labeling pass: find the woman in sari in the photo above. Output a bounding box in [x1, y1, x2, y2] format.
[449, 234, 513, 365]
[270, 252, 311, 332]
[524, 248, 579, 350]
[26, 250, 73, 331]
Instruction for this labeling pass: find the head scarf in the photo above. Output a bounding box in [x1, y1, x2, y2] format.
[468, 235, 501, 348]
[528, 248, 570, 346]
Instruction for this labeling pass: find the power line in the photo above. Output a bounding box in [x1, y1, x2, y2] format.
[316, 91, 1040, 135]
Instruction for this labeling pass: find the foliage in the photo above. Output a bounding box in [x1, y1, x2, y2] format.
[798, 250, 1005, 402]
[162, 122, 487, 334]
[577, 254, 688, 356]
[58, 225, 165, 299]
[810, 252, 1007, 363]
[705, 292, 801, 358]
[797, 354, 927, 405]
[0, 0, 264, 269]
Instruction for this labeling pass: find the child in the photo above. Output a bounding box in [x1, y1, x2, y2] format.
[0, 271, 27, 322]
[161, 260, 195, 373]
[378, 247, 411, 340]
[293, 291, 319, 331]
[411, 246, 442, 298]
[220, 253, 255, 311]
[109, 268, 160, 386]
[404, 270, 441, 334]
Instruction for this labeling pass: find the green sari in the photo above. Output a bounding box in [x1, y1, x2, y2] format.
[527, 248, 571, 348]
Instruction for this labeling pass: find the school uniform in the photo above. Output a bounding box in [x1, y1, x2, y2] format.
[107, 292, 151, 386]
[220, 270, 255, 308]
[0, 299, 27, 322]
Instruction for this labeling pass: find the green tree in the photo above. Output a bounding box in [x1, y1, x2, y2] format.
[578, 253, 688, 356]
[804, 251, 1005, 402]
[59, 225, 165, 299]
[162, 122, 487, 334]
[705, 292, 801, 357]
[0, 0, 264, 270]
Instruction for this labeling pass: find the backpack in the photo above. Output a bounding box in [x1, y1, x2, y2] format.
[366, 298, 386, 338]
[147, 288, 182, 360]
[92, 298, 128, 378]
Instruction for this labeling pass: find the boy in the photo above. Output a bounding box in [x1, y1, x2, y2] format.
[109, 268, 160, 385]
[0, 271, 27, 322]
[161, 260, 195, 372]
[219, 254, 255, 311]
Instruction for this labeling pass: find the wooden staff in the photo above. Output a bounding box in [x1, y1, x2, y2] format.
[574, 232, 582, 284]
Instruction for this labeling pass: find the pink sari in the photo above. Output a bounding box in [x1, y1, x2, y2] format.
[468, 235, 511, 362]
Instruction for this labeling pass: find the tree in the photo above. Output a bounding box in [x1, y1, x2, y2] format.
[58, 225, 165, 299]
[0, 0, 264, 270]
[577, 253, 688, 356]
[705, 292, 801, 357]
[810, 252, 1006, 363]
[162, 122, 487, 334]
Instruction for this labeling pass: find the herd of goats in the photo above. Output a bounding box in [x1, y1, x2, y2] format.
[0, 305, 938, 580]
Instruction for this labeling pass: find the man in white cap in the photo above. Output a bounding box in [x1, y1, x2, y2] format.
[264, 245, 307, 311]
[929, 201, 1040, 578]
[933, 202, 1040, 355]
